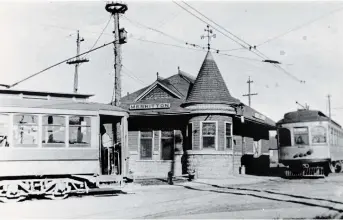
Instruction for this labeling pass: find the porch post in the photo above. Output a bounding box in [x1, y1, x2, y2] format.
[121, 115, 129, 176]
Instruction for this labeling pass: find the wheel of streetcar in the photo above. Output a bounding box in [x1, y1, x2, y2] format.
[329, 162, 342, 173]
[45, 180, 70, 200]
[0, 184, 26, 203]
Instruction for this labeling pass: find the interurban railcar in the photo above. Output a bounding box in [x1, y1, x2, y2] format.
[277, 109, 343, 177]
[0, 89, 129, 202]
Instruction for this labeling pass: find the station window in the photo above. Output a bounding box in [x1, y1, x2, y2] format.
[311, 126, 327, 144]
[69, 116, 91, 147]
[225, 122, 233, 149]
[13, 114, 38, 147]
[161, 130, 174, 160]
[140, 130, 153, 160]
[42, 115, 66, 147]
[278, 128, 291, 147]
[294, 127, 309, 145]
[0, 114, 9, 147]
[201, 122, 216, 149]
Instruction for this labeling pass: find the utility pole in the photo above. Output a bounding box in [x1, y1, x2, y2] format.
[105, 2, 128, 176]
[106, 2, 128, 107]
[243, 76, 258, 107]
[67, 30, 89, 93]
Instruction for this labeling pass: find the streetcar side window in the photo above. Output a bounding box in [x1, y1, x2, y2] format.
[13, 114, 39, 147]
[278, 128, 291, 147]
[293, 127, 309, 145]
[42, 115, 66, 147]
[69, 116, 91, 147]
[0, 114, 9, 147]
[311, 126, 327, 144]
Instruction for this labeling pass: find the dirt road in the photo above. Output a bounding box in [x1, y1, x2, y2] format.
[1, 175, 343, 219]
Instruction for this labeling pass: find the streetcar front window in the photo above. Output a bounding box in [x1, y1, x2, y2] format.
[278, 128, 291, 147]
[311, 126, 327, 144]
[294, 127, 309, 145]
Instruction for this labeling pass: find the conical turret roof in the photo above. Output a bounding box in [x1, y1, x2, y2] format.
[183, 51, 239, 106]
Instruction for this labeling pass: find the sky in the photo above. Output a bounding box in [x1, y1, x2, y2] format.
[0, 0, 343, 125]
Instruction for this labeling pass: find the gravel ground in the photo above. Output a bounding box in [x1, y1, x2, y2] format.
[0, 174, 343, 219]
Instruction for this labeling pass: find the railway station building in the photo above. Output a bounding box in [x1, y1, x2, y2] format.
[121, 51, 276, 179]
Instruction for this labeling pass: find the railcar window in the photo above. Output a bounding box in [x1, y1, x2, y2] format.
[278, 128, 291, 147]
[311, 126, 327, 144]
[13, 115, 38, 147]
[42, 115, 66, 147]
[0, 114, 9, 147]
[140, 130, 153, 160]
[294, 127, 309, 145]
[69, 116, 91, 147]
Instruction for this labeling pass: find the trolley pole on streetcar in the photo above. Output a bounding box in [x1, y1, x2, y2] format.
[328, 94, 332, 119]
[67, 30, 89, 93]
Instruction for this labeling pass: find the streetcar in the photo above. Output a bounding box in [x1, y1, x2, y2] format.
[0, 89, 129, 202]
[276, 109, 343, 177]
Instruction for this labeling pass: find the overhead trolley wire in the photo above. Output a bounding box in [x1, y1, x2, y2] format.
[10, 41, 115, 88]
[175, 1, 305, 83]
[256, 4, 343, 47]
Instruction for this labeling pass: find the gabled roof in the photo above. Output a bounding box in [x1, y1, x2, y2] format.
[183, 51, 239, 106]
[134, 80, 183, 102]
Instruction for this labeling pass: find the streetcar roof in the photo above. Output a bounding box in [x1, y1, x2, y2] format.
[0, 89, 93, 99]
[277, 109, 341, 128]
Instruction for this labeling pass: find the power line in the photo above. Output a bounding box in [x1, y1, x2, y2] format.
[123, 15, 186, 44]
[130, 36, 265, 63]
[10, 41, 115, 88]
[181, 1, 252, 49]
[88, 14, 113, 52]
[172, 1, 248, 49]
[173, 1, 304, 83]
[257, 4, 343, 47]
[121, 64, 147, 85]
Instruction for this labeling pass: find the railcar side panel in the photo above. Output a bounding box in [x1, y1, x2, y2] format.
[330, 146, 343, 161]
[0, 160, 98, 177]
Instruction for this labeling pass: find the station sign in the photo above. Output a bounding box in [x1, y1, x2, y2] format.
[253, 112, 266, 121]
[129, 103, 171, 110]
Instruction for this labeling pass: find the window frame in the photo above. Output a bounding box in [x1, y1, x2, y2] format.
[224, 121, 233, 150]
[200, 121, 218, 150]
[310, 125, 327, 145]
[42, 115, 67, 148]
[293, 126, 310, 146]
[68, 115, 92, 148]
[12, 114, 40, 148]
[139, 130, 154, 160]
[160, 129, 175, 161]
[0, 114, 10, 147]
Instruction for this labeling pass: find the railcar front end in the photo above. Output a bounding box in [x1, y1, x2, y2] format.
[277, 109, 343, 177]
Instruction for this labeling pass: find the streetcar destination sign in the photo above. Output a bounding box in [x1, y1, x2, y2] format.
[129, 103, 171, 110]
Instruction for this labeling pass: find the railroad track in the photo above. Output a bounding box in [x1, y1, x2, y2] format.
[179, 183, 343, 219]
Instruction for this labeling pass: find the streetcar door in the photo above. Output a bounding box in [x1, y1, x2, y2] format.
[99, 116, 122, 175]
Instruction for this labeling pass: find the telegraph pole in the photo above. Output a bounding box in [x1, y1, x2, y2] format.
[105, 2, 128, 107]
[67, 30, 89, 93]
[243, 76, 258, 107]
